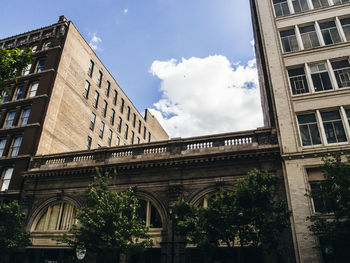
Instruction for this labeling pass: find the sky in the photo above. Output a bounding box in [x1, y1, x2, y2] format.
[0, 0, 263, 138]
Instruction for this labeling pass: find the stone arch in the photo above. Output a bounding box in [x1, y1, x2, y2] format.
[188, 184, 235, 206]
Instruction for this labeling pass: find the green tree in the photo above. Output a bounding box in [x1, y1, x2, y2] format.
[0, 48, 32, 96]
[0, 200, 31, 263]
[60, 170, 153, 263]
[307, 154, 350, 263]
[174, 169, 291, 263]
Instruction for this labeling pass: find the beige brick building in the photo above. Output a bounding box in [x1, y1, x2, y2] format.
[250, 0, 350, 262]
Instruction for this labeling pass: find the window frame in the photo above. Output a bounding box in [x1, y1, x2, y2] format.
[9, 136, 22, 157]
[0, 168, 14, 191]
[88, 60, 94, 77]
[84, 80, 90, 99]
[20, 108, 31, 126]
[99, 121, 105, 138]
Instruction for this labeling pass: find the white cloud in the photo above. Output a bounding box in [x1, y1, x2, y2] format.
[88, 33, 102, 51]
[149, 55, 263, 138]
[124, 9, 128, 13]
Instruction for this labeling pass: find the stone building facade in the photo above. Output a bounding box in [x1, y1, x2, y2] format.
[250, 0, 350, 262]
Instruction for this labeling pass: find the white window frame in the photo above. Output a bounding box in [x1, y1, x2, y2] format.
[0, 168, 14, 191]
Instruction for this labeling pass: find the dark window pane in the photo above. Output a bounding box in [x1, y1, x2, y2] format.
[309, 124, 322, 145]
[150, 204, 162, 228]
[323, 122, 336, 143]
[298, 114, 316, 124]
[300, 125, 312, 146]
[333, 121, 347, 142]
[321, 111, 341, 121]
[288, 68, 305, 77]
[137, 200, 147, 221]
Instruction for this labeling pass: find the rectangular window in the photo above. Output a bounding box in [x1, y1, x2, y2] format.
[5, 111, 16, 128]
[10, 137, 22, 157]
[148, 132, 151, 143]
[299, 25, 320, 49]
[137, 137, 140, 144]
[133, 114, 136, 127]
[108, 129, 113, 146]
[288, 67, 309, 95]
[88, 60, 94, 77]
[110, 109, 115, 125]
[143, 127, 147, 140]
[138, 120, 142, 133]
[131, 131, 135, 144]
[84, 80, 90, 99]
[321, 111, 347, 143]
[113, 90, 118, 105]
[93, 91, 99, 108]
[120, 98, 124, 113]
[127, 106, 130, 120]
[331, 59, 350, 88]
[28, 82, 38, 98]
[14, 86, 24, 100]
[292, 0, 309, 13]
[125, 124, 129, 139]
[106, 81, 110, 97]
[23, 64, 31, 75]
[0, 139, 6, 156]
[99, 121, 105, 138]
[36, 60, 46, 72]
[272, 0, 290, 17]
[311, 0, 329, 8]
[90, 113, 96, 130]
[280, 29, 299, 52]
[20, 109, 31, 126]
[1, 168, 14, 191]
[310, 63, 332, 92]
[86, 136, 92, 150]
[2, 91, 10, 102]
[309, 181, 333, 213]
[345, 108, 350, 125]
[97, 71, 103, 87]
[117, 117, 122, 133]
[102, 100, 108, 117]
[297, 114, 322, 146]
[319, 21, 342, 45]
[341, 17, 350, 41]
[116, 136, 120, 146]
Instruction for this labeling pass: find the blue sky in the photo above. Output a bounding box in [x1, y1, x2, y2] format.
[0, 0, 262, 137]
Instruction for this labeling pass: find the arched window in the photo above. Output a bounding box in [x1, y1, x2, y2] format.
[43, 41, 53, 50]
[33, 201, 76, 231]
[137, 200, 162, 229]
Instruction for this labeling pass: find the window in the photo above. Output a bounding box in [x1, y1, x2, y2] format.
[297, 114, 322, 146]
[340, 18, 350, 42]
[311, 0, 329, 8]
[1, 168, 13, 191]
[14, 86, 24, 100]
[28, 82, 38, 97]
[117, 117, 122, 133]
[99, 122, 105, 138]
[2, 91, 10, 102]
[292, 0, 309, 13]
[137, 137, 140, 144]
[86, 136, 92, 150]
[110, 109, 115, 125]
[288, 67, 309, 95]
[5, 111, 16, 128]
[97, 144, 101, 148]
[102, 100, 108, 117]
[280, 29, 299, 52]
[319, 21, 342, 46]
[116, 136, 120, 146]
[23, 64, 31, 75]
[84, 80, 90, 99]
[43, 42, 53, 50]
[20, 109, 31, 125]
[127, 106, 130, 120]
[97, 71, 103, 87]
[148, 132, 151, 143]
[31, 46, 38, 52]
[90, 113, 96, 130]
[106, 81, 110, 97]
[321, 111, 347, 143]
[138, 120, 142, 133]
[331, 59, 350, 88]
[32, 201, 76, 231]
[137, 200, 162, 228]
[93, 91, 99, 108]
[0, 139, 6, 156]
[108, 130, 113, 146]
[272, 0, 290, 17]
[88, 60, 94, 77]
[36, 60, 46, 72]
[307, 168, 332, 213]
[125, 124, 129, 139]
[333, 0, 350, 4]
[10, 137, 22, 157]
[143, 127, 147, 140]
[299, 25, 320, 49]
[346, 108, 350, 126]
[113, 90, 118, 105]
[120, 98, 124, 113]
[133, 114, 136, 127]
[310, 63, 332, 92]
[131, 131, 135, 144]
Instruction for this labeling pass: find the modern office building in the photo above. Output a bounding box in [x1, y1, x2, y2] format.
[0, 16, 168, 197]
[250, 0, 350, 262]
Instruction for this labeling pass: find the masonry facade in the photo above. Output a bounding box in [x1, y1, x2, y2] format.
[249, 0, 350, 262]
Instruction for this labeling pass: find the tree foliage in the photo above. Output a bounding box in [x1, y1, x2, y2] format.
[307, 154, 350, 262]
[0, 48, 32, 96]
[173, 169, 291, 262]
[0, 200, 31, 263]
[60, 170, 152, 262]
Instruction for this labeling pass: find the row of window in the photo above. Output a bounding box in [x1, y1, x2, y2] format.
[22, 59, 46, 76]
[1, 108, 31, 129]
[297, 107, 350, 146]
[272, 0, 349, 18]
[280, 17, 350, 53]
[0, 136, 23, 157]
[1, 82, 38, 103]
[288, 58, 350, 95]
